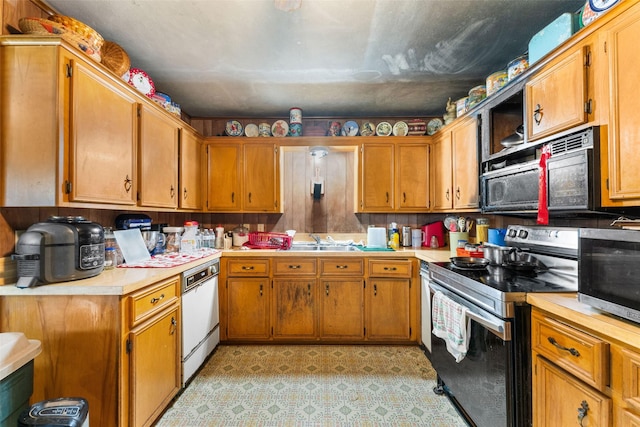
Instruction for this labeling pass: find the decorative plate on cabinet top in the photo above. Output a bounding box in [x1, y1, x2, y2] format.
[271, 120, 289, 137]
[392, 121, 409, 136]
[127, 68, 155, 97]
[426, 118, 444, 135]
[244, 123, 259, 137]
[225, 120, 243, 137]
[341, 120, 359, 136]
[360, 121, 375, 136]
[376, 121, 392, 137]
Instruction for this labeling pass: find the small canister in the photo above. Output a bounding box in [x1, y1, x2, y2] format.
[104, 247, 117, 269]
[258, 122, 271, 137]
[507, 54, 529, 81]
[468, 85, 486, 108]
[327, 121, 341, 136]
[289, 122, 303, 137]
[456, 97, 468, 117]
[289, 107, 302, 124]
[476, 218, 489, 244]
[486, 70, 508, 96]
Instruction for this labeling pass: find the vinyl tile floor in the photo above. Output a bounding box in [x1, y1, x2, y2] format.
[155, 345, 468, 426]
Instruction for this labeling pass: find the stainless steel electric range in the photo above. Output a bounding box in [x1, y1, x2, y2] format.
[428, 225, 579, 427]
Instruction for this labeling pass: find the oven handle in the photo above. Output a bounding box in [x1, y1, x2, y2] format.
[429, 282, 511, 341]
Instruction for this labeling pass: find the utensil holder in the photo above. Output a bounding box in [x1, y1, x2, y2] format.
[449, 232, 469, 257]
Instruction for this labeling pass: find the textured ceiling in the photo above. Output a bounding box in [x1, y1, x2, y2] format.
[43, 0, 585, 119]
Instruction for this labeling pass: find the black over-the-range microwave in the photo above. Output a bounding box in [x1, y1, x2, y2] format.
[579, 227, 640, 324]
[482, 126, 610, 215]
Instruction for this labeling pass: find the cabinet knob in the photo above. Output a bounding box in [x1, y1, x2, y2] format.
[259, 283, 263, 296]
[288, 265, 301, 269]
[307, 283, 311, 297]
[383, 266, 397, 271]
[231, 192, 235, 203]
[170, 316, 177, 335]
[248, 192, 252, 204]
[242, 266, 255, 270]
[577, 400, 589, 426]
[445, 189, 450, 201]
[336, 265, 348, 269]
[325, 283, 330, 296]
[547, 336, 580, 357]
[170, 185, 175, 198]
[124, 175, 132, 193]
[150, 293, 165, 304]
[183, 187, 188, 200]
[374, 284, 377, 296]
[456, 187, 461, 200]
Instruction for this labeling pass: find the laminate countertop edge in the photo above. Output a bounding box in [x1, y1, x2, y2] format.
[527, 293, 640, 350]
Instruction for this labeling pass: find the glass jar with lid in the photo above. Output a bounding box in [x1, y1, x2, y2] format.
[163, 226, 183, 253]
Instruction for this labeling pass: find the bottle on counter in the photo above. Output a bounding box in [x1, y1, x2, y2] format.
[181, 221, 199, 254]
[104, 226, 123, 266]
[104, 247, 117, 269]
[215, 225, 225, 249]
[389, 222, 400, 250]
[164, 226, 182, 253]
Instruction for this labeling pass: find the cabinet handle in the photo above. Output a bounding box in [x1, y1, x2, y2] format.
[231, 192, 235, 203]
[150, 293, 165, 304]
[336, 265, 348, 269]
[259, 283, 263, 296]
[534, 103, 543, 125]
[383, 266, 397, 271]
[385, 192, 389, 204]
[577, 400, 589, 426]
[242, 266, 255, 270]
[374, 284, 377, 296]
[170, 185, 175, 198]
[325, 283, 330, 296]
[307, 283, 311, 297]
[170, 316, 177, 335]
[248, 192, 252, 204]
[456, 187, 461, 200]
[547, 337, 580, 357]
[445, 189, 450, 201]
[288, 265, 301, 269]
[403, 192, 406, 203]
[124, 175, 132, 193]
[183, 187, 188, 200]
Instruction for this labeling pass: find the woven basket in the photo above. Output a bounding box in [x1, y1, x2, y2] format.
[101, 41, 130, 77]
[48, 14, 104, 51]
[19, 17, 101, 63]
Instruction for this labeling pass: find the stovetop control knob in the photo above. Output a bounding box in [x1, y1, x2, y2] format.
[518, 229, 528, 239]
[507, 229, 517, 238]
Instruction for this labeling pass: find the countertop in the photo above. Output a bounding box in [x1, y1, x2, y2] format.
[527, 293, 640, 350]
[0, 247, 451, 296]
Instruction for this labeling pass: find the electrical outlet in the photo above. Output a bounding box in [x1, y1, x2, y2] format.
[257, 224, 265, 232]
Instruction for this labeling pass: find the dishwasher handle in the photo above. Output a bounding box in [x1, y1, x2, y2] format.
[429, 281, 511, 341]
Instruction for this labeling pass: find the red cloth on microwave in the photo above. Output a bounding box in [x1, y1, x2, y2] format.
[537, 144, 552, 225]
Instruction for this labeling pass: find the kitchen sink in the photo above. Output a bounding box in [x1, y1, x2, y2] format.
[287, 244, 361, 252]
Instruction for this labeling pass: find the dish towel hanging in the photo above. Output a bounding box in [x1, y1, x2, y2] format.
[432, 290, 471, 363]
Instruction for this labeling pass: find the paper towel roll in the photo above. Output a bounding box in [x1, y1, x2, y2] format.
[367, 227, 387, 248]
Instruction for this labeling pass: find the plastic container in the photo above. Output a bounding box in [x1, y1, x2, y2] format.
[476, 218, 490, 244]
[163, 226, 183, 253]
[215, 226, 225, 249]
[180, 221, 199, 254]
[104, 247, 116, 269]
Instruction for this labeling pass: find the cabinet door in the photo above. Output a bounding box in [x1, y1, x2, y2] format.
[431, 131, 453, 211]
[601, 3, 640, 202]
[396, 143, 430, 211]
[129, 305, 180, 427]
[533, 356, 611, 427]
[138, 105, 179, 208]
[320, 278, 365, 340]
[179, 128, 202, 209]
[366, 279, 411, 340]
[227, 278, 270, 339]
[360, 143, 394, 211]
[452, 117, 479, 210]
[207, 143, 241, 211]
[70, 58, 138, 205]
[244, 143, 279, 212]
[526, 44, 589, 142]
[272, 278, 317, 339]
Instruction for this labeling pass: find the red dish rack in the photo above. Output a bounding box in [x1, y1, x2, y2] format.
[243, 232, 292, 250]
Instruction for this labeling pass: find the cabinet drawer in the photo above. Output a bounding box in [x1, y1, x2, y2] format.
[622, 348, 640, 412]
[129, 277, 180, 327]
[368, 259, 412, 278]
[273, 258, 317, 275]
[532, 310, 609, 391]
[319, 258, 364, 276]
[227, 259, 270, 276]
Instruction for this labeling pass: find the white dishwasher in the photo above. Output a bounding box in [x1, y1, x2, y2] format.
[181, 258, 219, 387]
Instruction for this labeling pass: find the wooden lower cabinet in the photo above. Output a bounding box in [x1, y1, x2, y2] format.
[530, 307, 640, 427]
[0, 276, 181, 427]
[220, 256, 415, 343]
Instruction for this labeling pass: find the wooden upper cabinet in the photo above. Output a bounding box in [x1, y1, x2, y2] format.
[138, 105, 179, 208]
[360, 143, 394, 211]
[179, 128, 202, 210]
[599, 1, 640, 204]
[243, 142, 279, 212]
[451, 116, 480, 210]
[525, 41, 590, 142]
[206, 140, 279, 212]
[431, 130, 453, 211]
[0, 40, 138, 206]
[396, 143, 429, 210]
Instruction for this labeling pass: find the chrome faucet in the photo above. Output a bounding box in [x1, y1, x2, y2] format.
[310, 234, 321, 244]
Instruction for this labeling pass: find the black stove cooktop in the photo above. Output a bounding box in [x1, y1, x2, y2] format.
[433, 261, 576, 294]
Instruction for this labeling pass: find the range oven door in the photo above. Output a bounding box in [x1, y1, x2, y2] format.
[429, 281, 529, 427]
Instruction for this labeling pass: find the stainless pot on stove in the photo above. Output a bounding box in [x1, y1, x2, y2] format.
[482, 245, 514, 265]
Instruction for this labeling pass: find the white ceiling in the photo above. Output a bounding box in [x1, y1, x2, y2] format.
[43, 0, 585, 119]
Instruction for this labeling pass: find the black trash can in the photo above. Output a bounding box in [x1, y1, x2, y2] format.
[17, 397, 88, 427]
